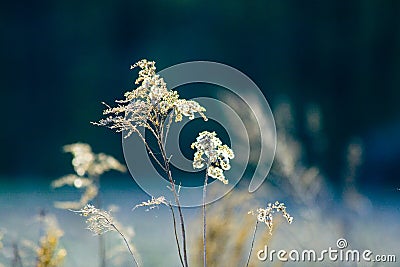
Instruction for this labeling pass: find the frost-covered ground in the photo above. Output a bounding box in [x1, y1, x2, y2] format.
[1, 176, 399, 267]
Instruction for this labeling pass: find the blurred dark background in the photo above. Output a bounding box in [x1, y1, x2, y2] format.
[1, 0, 399, 191]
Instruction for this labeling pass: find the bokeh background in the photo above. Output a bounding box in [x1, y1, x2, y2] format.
[1, 1, 399, 266]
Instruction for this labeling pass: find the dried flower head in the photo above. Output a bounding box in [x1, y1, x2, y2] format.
[51, 174, 92, 189]
[249, 201, 293, 234]
[174, 99, 207, 122]
[72, 205, 141, 266]
[35, 213, 67, 267]
[92, 59, 207, 138]
[51, 173, 98, 210]
[191, 131, 234, 184]
[63, 143, 127, 177]
[133, 196, 169, 211]
[36, 231, 67, 267]
[52, 178, 98, 210]
[73, 204, 116, 235]
[52, 143, 126, 209]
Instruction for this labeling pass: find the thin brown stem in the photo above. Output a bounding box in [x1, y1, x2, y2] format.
[135, 129, 166, 171]
[165, 161, 189, 267]
[163, 111, 174, 147]
[203, 172, 209, 267]
[99, 235, 106, 267]
[160, 115, 165, 144]
[145, 118, 188, 267]
[245, 220, 259, 267]
[159, 141, 189, 267]
[12, 243, 23, 267]
[93, 176, 106, 267]
[111, 224, 140, 267]
[168, 204, 185, 267]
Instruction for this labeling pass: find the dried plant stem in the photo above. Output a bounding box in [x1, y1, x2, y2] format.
[111, 224, 140, 267]
[135, 129, 166, 172]
[202, 172, 209, 267]
[98, 235, 106, 267]
[245, 220, 259, 267]
[159, 139, 189, 267]
[163, 111, 174, 147]
[168, 204, 185, 267]
[12, 243, 23, 267]
[93, 176, 106, 267]
[165, 161, 189, 267]
[135, 111, 189, 267]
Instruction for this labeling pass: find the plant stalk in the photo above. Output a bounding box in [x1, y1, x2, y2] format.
[12, 243, 23, 267]
[94, 175, 106, 267]
[111, 224, 140, 267]
[169, 204, 185, 267]
[245, 220, 259, 267]
[158, 132, 189, 267]
[203, 172, 209, 267]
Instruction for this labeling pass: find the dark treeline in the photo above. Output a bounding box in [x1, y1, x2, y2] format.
[1, 1, 399, 188]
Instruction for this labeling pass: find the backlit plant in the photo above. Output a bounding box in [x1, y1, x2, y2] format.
[87, 59, 291, 267]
